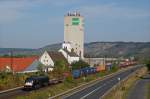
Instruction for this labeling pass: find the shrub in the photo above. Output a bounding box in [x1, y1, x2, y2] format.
[65, 76, 73, 83]
[71, 60, 90, 70]
[144, 59, 150, 71]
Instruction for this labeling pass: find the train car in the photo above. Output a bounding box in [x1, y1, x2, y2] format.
[80, 67, 88, 76]
[81, 67, 95, 75]
[72, 67, 97, 79]
[24, 76, 49, 90]
[106, 63, 112, 71]
[119, 61, 128, 68]
[96, 64, 106, 72]
[72, 69, 80, 78]
[90, 67, 96, 73]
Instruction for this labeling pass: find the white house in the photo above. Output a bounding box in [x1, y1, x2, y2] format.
[39, 51, 68, 71]
[59, 49, 79, 64]
[59, 42, 80, 64]
[62, 42, 72, 52]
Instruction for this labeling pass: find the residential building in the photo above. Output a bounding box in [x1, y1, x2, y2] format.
[59, 48, 79, 64]
[84, 58, 117, 67]
[39, 51, 69, 71]
[0, 56, 37, 72]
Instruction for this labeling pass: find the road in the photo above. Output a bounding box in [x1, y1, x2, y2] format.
[62, 65, 142, 99]
[127, 73, 150, 99]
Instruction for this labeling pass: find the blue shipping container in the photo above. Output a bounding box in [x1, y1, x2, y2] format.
[72, 70, 80, 78]
[106, 64, 112, 71]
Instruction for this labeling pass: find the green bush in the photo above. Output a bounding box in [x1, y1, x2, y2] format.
[71, 60, 90, 70]
[64, 75, 74, 83]
[145, 60, 150, 71]
[54, 60, 69, 73]
[111, 62, 119, 72]
[0, 72, 40, 90]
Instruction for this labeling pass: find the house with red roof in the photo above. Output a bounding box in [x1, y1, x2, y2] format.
[0, 56, 38, 72]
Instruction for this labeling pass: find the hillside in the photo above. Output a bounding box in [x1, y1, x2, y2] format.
[0, 42, 150, 59]
[0, 48, 38, 56]
[84, 42, 150, 58]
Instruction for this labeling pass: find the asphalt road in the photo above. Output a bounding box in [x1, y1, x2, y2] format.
[127, 73, 150, 99]
[62, 65, 142, 99]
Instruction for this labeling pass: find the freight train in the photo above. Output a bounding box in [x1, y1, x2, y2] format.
[72, 67, 98, 78]
[119, 61, 137, 68]
[72, 61, 137, 79]
[23, 61, 136, 89]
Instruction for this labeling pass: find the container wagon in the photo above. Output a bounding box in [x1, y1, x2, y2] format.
[72, 70, 80, 78]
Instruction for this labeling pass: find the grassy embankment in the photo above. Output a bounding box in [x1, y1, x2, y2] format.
[103, 67, 147, 99]
[146, 75, 150, 99]
[15, 68, 118, 99]
[147, 83, 150, 99]
[0, 71, 57, 91]
[0, 72, 32, 90]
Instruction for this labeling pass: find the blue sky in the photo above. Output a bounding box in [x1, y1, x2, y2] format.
[0, 0, 150, 48]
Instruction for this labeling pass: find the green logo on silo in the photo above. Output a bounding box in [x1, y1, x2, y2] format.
[72, 18, 80, 25]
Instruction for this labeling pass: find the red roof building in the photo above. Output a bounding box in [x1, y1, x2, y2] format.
[0, 57, 37, 72]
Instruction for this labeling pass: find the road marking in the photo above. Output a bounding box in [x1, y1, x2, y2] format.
[105, 79, 114, 85]
[81, 79, 116, 99]
[80, 84, 106, 99]
[80, 78, 118, 99]
[106, 80, 112, 84]
[110, 79, 114, 82]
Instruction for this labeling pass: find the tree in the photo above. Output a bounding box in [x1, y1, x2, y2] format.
[111, 62, 118, 72]
[145, 59, 150, 71]
[54, 60, 69, 76]
[71, 60, 90, 70]
[37, 63, 44, 73]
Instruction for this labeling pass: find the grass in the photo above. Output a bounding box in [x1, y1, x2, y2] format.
[0, 72, 48, 91]
[103, 67, 147, 99]
[0, 67, 114, 91]
[146, 82, 150, 99]
[0, 73, 28, 90]
[15, 69, 117, 99]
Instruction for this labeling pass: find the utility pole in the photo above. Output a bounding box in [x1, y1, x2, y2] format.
[10, 50, 14, 75]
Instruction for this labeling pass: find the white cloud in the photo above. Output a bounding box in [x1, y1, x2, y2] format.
[49, 0, 83, 6]
[0, 0, 149, 24]
[0, 0, 84, 24]
[0, 0, 47, 24]
[79, 4, 150, 19]
[0, 1, 27, 24]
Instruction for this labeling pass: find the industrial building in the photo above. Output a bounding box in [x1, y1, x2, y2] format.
[63, 12, 84, 59]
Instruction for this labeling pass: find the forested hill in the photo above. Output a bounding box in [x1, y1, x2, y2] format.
[0, 42, 150, 59]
